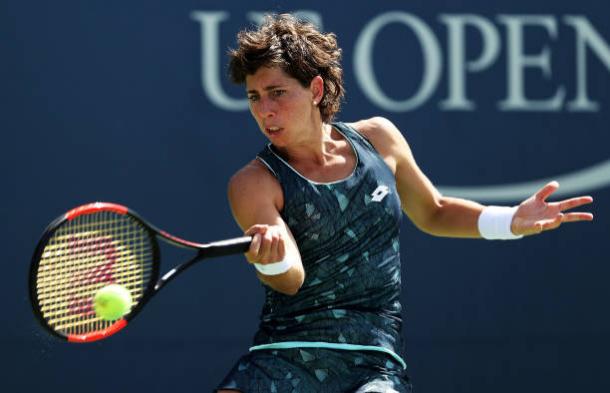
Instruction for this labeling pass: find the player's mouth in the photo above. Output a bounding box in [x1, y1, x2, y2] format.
[265, 126, 283, 136]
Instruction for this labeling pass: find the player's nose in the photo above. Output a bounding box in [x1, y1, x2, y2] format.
[255, 97, 276, 119]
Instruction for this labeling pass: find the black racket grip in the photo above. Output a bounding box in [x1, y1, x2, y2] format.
[202, 236, 252, 258]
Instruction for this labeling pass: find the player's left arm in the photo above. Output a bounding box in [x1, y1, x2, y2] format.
[353, 117, 594, 238]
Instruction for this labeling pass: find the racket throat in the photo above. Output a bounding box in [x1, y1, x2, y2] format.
[154, 253, 204, 292]
[153, 236, 250, 291]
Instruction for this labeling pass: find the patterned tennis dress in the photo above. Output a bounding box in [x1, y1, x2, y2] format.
[217, 122, 412, 392]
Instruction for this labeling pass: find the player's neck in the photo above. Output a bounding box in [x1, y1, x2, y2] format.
[277, 122, 338, 166]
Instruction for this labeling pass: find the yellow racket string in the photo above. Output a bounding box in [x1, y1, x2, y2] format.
[35, 211, 154, 336]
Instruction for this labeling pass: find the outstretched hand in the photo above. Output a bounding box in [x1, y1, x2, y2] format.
[511, 181, 594, 236]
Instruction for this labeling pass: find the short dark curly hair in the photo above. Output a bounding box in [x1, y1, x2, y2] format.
[228, 14, 344, 123]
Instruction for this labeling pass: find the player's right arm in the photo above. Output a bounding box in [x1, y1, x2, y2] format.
[228, 160, 305, 295]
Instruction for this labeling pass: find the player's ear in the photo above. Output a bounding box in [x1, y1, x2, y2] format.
[310, 75, 324, 105]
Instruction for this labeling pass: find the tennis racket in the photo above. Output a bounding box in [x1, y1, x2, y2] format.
[29, 202, 251, 343]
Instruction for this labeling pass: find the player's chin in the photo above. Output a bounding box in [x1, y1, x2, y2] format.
[265, 131, 288, 146]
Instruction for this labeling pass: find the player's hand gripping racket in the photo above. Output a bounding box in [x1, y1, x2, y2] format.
[29, 202, 251, 343]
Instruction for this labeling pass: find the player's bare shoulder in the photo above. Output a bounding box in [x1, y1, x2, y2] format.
[348, 117, 410, 174]
[349, 117, 404, 145]
[228, 159, 284, 213]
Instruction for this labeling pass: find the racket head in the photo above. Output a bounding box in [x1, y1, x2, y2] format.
[29, 202, 160, 343]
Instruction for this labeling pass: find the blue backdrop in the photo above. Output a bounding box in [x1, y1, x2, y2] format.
[3, 1, 608, 392]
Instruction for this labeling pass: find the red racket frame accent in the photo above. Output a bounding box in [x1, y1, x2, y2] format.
[65, 202, 128, 220]
[158, 230, 206, 248]
[67, 319, 128, 343]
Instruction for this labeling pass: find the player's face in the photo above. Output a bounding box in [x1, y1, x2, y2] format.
[245, 66, 319, 146]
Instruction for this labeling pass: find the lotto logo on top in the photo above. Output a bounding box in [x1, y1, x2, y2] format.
[371, 185, 390, 202]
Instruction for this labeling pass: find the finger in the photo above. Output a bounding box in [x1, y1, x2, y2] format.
[245, 224, 268, 236]
[535, 181, 560, 202]
[561, 212, 594, 222]
[258, 229, 274, 261]
[247, 233, 262, 262]
[277, 234, 286, 260]
[536, 213, 564, 231]
[556, 196, 593, 212]
[268, 229, 281, 262]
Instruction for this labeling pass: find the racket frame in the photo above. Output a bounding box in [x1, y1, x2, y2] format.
[29, 202, 250, 343]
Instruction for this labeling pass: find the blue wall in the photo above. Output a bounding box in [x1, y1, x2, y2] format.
[3, 1, 609, 392]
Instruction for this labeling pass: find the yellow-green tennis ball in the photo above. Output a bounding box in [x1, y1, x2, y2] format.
[93, 284, 132, 321]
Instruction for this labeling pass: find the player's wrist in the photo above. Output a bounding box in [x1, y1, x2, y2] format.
[254, 259, 294, 275]
[478, 206, 523, 240]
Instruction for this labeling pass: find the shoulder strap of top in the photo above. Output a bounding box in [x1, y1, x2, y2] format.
[332, 121, 379, 155]
[256, 144, 284, 181]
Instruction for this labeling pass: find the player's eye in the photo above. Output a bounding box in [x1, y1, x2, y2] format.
[271, 90, 286, 98]
[247, 95, 259, 102]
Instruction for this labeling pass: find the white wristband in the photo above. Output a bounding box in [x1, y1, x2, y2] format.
[478, 206, 523, 240]
[254, 259, 294, 276]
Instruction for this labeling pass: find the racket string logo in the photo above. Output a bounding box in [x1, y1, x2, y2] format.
[66, 235, 119, 316]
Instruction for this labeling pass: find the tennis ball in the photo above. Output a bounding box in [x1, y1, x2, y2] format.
[93, 284, 132, 321]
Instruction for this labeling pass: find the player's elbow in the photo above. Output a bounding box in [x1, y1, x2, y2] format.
[404, 195, 444, 236]
[415, 205, 442, 235]
[258, 265, 305, 296]
[279, 283, 302, 296]
[412, 218, 442, 236]
[279, 268, 305, 296]
[416, 196, 465, 237]
[419, 204, 451, 236]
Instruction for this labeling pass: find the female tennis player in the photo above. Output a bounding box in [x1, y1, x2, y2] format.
[217, 14, 593, 392]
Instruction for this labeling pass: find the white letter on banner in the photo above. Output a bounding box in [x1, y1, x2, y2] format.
[439, 14, 501, 110]
[564, 16, 610, 112]
[190, 11, 248, 111]
[354, 12, 442, 112]
[497, 15, 565, 111]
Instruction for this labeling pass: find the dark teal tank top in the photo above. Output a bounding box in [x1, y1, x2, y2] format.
[251, 122, 405, 366]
